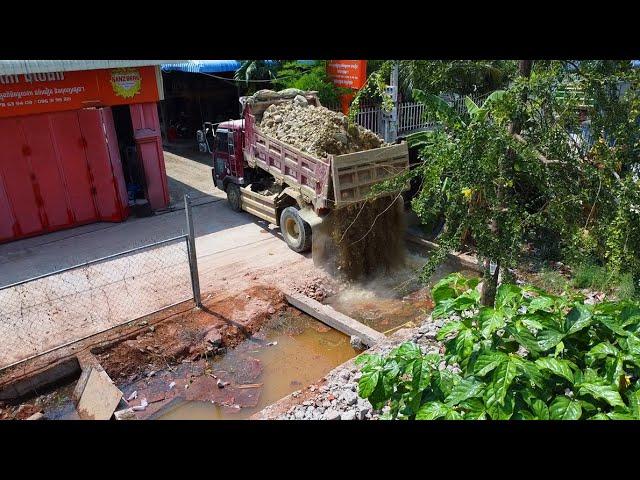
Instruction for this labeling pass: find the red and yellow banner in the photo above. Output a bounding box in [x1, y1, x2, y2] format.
[327, 60, 367, 90]
[0, 66, 160, 118]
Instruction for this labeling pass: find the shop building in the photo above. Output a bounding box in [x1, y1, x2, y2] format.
[0, 61, 173, 243]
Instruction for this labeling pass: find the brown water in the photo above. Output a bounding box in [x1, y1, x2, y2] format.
[157, 311, 357, 420]
[325, 253, 478, 333]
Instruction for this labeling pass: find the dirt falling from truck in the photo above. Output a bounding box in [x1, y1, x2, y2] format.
[313, 195, 407, 281]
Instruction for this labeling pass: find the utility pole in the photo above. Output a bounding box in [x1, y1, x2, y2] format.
[383, 61, 399, 143]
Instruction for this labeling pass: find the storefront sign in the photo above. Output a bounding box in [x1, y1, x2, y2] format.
[326, 60, 367, 90]
[0, 66, 160, 118]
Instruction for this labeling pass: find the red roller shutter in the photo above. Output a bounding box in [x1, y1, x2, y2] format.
[0, 108, 129, 243]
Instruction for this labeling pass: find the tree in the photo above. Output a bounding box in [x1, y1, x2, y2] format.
[234, 60, 281, 94]
[400, 60, 640, 307]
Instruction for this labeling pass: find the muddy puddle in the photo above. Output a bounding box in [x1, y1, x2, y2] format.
[325, 253, 478, 333]
[155, 310, 357, 420]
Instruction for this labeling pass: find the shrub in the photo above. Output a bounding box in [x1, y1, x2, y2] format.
[357, 273, 640, 420]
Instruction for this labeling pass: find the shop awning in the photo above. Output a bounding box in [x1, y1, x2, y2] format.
[161, 60, 316, 74]
[161, 60, 244, 73]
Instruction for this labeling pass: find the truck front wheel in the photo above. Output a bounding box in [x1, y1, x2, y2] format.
[226, 183, 242, 212]
[280, 207, 312, 253]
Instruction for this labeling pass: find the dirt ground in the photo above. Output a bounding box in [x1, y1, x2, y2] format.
[94, 284, 288, 383]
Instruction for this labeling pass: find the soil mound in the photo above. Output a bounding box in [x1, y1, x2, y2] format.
[260, 101, 385, 158]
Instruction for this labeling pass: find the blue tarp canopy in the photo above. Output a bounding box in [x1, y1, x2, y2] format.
[161, 60, 243, 73]
[161, 60, 318, 74]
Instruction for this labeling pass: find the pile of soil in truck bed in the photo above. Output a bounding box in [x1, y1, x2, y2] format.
[259, 99, 385, 158]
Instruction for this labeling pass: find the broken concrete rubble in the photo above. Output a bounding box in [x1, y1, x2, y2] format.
[76, 368, 123, 420]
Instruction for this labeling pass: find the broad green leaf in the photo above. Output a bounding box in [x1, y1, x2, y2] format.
[474, 351, 508, 376]
[564, 304, 592, 335]
[520, 316, 545, 331]
[452, 328, 477, 366]
[444, 409, 464, 420]
[432, 298, 456, 319]
[479, 307, 506, 339]
[459, 397, 486, 419]
[495, 284, 522, 309]
[436, 321, 465, 341]
[605, 411, 636, 420]
[506, 325, 542, 353]
[355, 353, 382, 367]
[626, 390, 640, 419]
[535, 357, 575, 383]
[588, 413, 609, 420]
[531, 399, 550, 420]
[431, 285, 458, 304]
[514, 359, 546, 388]
[578, 383, 626, 408]
[445, 377, 485, 407]
[450, 291, 480, 312]
[624, 334, 640, 356]
[413, 357, 433, 391]
[394, 342, 422, 361]
[549, 396, 582, 420]
[597, 315, 629, 337]
[513, 410, 536, 420]
[464, 96, 481, 118]
[536, 327, 565, 351]
[491, 357, 518, 406]
[436, 369, 459, 398]
[358, 370, 380, 398]
[484, 386, 514, 420]
[554, 341, 565, 357]
[587, 342, 619, 360]
[528, 296, 555, 313]
[415, 401, 450, 420]
[481, 90, 507, 109]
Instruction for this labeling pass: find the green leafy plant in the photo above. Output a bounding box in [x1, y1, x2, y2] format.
[357, 273, 640, 420]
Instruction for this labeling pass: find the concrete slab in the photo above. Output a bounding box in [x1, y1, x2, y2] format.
[285, 292, 385, 347]
[76, 368, 123, 420]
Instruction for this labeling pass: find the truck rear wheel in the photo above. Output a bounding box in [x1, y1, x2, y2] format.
[226, 183, 242, 212]
[280, 207, 312, 253]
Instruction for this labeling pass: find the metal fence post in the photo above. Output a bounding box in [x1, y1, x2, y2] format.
[184, 194, 202, 308]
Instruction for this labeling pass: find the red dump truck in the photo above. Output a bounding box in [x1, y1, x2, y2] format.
[210, 90, 409, 253]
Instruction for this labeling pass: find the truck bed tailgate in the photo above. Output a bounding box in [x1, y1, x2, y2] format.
[331, 143, 409, 207]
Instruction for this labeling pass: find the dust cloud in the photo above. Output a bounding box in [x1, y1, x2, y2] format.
[312, 195, 407, 281]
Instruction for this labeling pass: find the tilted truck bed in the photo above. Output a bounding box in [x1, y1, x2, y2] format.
[245, 119, 409, 211]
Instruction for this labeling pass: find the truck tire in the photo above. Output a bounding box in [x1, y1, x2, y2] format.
[280, 207, 312, 253]
[226, 183, 242, 212]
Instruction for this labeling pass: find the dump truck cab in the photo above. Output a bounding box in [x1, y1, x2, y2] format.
[211, 119, 245, 192]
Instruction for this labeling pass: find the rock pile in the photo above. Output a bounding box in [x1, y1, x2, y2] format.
[259, 99, 385, 159]
[291, 274, 338, 302]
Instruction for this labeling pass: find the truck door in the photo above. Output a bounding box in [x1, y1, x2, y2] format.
[227, 129, 239, 178]
[212, 128, 229, 189]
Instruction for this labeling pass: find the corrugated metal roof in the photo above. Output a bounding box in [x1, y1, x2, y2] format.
[0, 60, 175, 76]
[161, 60, 244, 73]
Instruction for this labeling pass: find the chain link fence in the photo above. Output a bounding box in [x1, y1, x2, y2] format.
[0, 196, 202, 371]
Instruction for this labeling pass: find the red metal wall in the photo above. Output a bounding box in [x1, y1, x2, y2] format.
[129, 103, 169, 210]
[0, 108, 129, 243]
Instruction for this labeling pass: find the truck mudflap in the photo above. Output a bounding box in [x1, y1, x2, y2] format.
[330, 143, 409, 208]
